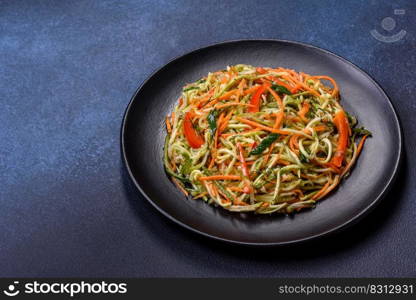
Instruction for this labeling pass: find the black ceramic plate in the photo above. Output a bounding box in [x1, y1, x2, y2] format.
[121, 40, 402, 246]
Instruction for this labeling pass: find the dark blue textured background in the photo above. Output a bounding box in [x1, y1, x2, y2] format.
[1, 0, 415, 277]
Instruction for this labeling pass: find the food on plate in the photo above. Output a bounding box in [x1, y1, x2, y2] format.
[164, 64, 371, 214]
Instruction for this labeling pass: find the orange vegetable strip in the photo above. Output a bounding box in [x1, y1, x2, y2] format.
[341, 135, 368, 177]
[215, 102, 253, 109]
[172, 178, 188, 196]
[312, 181, 331, 200]
[263, 140, 277, 167]
[217, 190, 232, 204]
[236, 143, 250, 178]
[313, 125, 328, 132]
[214, 112, 225, 148]
[298, 101, 310, 122]
[227, 186, 245, 193]
[237, 78, 247, 98]
[208, 156, 215, 169]
[330, 110, 350, 167]
[165, 116, 172, 133]
[234, 160, 255, 166]
[275, 77, 297, 93]
[273, 111, 285, 129]
[312, 75, 339, 97]
[218, 89, 238, 100]
[219, 110, 234, 132]
[316, 176, 341, 200]
[266, 86, 284, 110]
[236, 117, 291, 135]
[256, 67, 268, 74]
[248, 82, 270, 113]
[199, 175, 242, 181]
[171, 111, 175, 125]
[289, 134, 300, 153]
[282, 73, 321, 97]
[275, 159, 291, 166]
[243, 85, 261, 95]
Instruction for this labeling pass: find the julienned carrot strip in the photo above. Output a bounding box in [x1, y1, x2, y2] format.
[218, 89, 238, 100]
[256, 67, 268, 74]
[312, 75, 339, 97]
[237, 143, 252, 194]
[248, 82, 270, 113]
[244, 85, 261, 95]
[237, 78, 247, 98]
[165, 116, 172, 133]
[233, 200, 248, 206]
[317, 176, 340, 200]
[265, 75, 295, 92]
[341, 135, 368, 177]
[286, 115, 302, 123]
[313, 125, 328, 132]
[312, 180, 331, 200]
[289, 134, 300, 153]
[236, 143, 249, 178]
[217, 190, 232, 204]
[219, 110, 234, 132]
[199, 175, 242, 181]
[196, 88, 215, 108]
[220, 73, 230, 84]
[298, 101, 310, 122]
[234, 160, 255, 166]
[330, 110, 350, 167]
[172, 178, 189, 196]
[266, 86, 284, 110]
[236, 117, 291, 135]
[208, 156, 215, 169]
[214, 112, 225, 148]
[215, 102, 253, 109]
[356, 135, 368, 155]
[227, 186, 245, 193]
[210, 182, 219, 197]
[282, 73, 321, 97]
[273, 111, 285, 129]
[263, 140, 277, 167]
[275, 77, 297, 93]
[171, 111, 175, 125]
[275, 159, 291, 166]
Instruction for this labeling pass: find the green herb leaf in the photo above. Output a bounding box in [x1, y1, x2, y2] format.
[249, 133, 279, 155]
[207, 109, 218, 135]
[353, 127, 372, 137]
[272, 84, 292, 95]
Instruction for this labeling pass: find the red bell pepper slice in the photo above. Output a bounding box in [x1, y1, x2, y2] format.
[183, 112, 204, 148]
[248, 82, 270, 113]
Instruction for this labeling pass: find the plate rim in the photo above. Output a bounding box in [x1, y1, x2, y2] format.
[121, 39, 403, 246]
